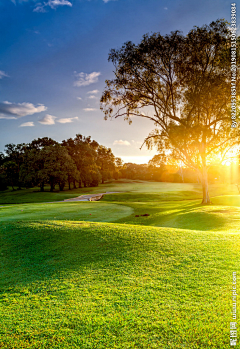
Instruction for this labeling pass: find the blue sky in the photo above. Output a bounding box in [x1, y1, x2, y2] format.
[0, 0, 233, 163]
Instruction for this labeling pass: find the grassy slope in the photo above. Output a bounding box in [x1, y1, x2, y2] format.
[0, 181, 239, 348]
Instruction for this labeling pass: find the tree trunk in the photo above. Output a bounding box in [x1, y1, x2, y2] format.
[201, 166, 211, 204]
[40, 182, 44, 192]
[58, 182, 64, 191]
[196, 173, 201, 184]
[50, 182, 55, 192]
[179, 166, 184, 183]
[68, 182, 71, 190]
[200, 138, 211, 205]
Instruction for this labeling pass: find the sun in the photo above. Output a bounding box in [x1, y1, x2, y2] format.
[224, 161, 232, 166]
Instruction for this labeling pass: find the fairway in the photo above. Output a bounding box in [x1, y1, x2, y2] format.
[0, 181, 239, 348]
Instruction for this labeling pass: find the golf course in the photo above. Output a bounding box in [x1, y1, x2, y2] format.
[0, 180, 239, 348]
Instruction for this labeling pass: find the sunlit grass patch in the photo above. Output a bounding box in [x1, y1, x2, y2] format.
[0, 220, 239, 348]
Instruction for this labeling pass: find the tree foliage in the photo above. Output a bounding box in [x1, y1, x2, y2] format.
[1, 135, 119, 191]
[62, 134, 101, 187]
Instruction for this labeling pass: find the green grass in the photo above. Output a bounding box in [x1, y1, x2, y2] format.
[0, 202, 133, 223]
[0, 181, 239, 348]
[1, 180, 238, 204]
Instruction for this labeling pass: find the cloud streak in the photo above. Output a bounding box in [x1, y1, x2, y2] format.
[57, 117, 78, 123]
[83, 108, 97, 111]
[0, 116, 17, 120]
[87, 90, 99, 94]
[113, 140, 131, 146]
[34, 0, 72, 13]
[0, 101, 47, 117]
[0, 71, 8, 79]
[74, 72, 101, 87]
[19, 122, 35, 127]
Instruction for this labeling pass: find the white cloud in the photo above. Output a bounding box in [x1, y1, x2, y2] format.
[33, 0, 72, 12]
[164, 7, 168, 10]
[39, 114, 56, 125]
[57, 117, 78, 123]
[0, 71, 8, 79]
[19, 122, 35, 127]
[0, 101, 47, 117]
[113, 140, 131, 146]
[88, 95, 97, 99]
[87, 90, 99, 94]
[77, 97, 82, 100]
[103, 0, 116, 3]
[48, 0, 72, 8]
[83, 108, 97, 111]
[74, 72, 101, 87]
[132, 140, 142, 145]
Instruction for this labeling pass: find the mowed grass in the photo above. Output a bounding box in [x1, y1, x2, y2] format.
[0, 221, 239, 349]
[0, 202, 133, 223]
[0, 181, 240, 348]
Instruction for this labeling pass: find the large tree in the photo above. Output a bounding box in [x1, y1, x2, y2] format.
[97, 145, 116, 184]
[20, 143, 78, 191]
[100, 20, 240, 204]
[4, 143, 28, 189]
[62, 134, 101, 187]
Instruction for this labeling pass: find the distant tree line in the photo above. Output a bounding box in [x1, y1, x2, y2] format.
[0, 135, 234, 192]
[122, 155, 230, 184]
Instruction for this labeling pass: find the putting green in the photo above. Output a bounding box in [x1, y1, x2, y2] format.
[0, 201, 133, 223]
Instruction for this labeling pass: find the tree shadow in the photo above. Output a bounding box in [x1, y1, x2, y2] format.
[156, 202, 240, 231]
[0, 220, 148, 293]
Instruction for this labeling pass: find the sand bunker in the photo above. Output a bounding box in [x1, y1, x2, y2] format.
[64, 192, 122, 202]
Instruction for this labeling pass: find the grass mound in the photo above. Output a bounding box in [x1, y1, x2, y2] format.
[0, 202, 133, 223]
[0, 220, 238, 348]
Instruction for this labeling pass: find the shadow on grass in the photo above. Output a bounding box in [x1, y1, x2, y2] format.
[0, 221, 149, 293]
[159, 201, 240, 231]
[115, 201, 240, 231]
[164, 209, 229, 231]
